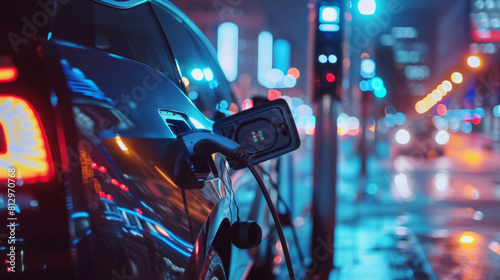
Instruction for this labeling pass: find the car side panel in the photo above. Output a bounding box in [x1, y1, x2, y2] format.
[52, 41, 235, 279]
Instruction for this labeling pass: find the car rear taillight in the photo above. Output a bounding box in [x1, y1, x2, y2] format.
[0, 95, 53, 183]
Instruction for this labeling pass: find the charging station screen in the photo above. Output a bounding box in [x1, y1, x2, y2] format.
[251, 129, 265, 143]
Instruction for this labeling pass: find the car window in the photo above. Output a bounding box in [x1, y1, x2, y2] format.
[152, 2, 238, 120]
[93, 3, 178, 81]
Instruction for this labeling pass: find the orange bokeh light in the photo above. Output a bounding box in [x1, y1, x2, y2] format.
[460, 233, 476, 244]
[287, 67, 300, 79]
[0, 67, 18, 83]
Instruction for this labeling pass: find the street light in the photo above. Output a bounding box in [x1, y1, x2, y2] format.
[467, 55, 481, 68]
[451, 72, 463, 84]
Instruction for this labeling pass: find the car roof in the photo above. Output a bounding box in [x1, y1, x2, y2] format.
[95, 0, 219, 64]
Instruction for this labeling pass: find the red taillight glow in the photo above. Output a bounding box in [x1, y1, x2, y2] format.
[326, 73, 336, 83]
[0, 67, 18, 83]
[0, 95, 53, 183]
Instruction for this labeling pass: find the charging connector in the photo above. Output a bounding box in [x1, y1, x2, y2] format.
[177, 130, 296, 279]
[177, 130, 251, 169]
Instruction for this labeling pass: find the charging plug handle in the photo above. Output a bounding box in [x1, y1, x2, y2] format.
[178, 131, 250, 163]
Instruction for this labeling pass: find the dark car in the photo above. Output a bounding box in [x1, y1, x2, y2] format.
[0, 0, 298, 279]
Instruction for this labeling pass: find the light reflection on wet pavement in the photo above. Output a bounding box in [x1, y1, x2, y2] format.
[271, 132, 500, 279]
[331, 132, 500, 279]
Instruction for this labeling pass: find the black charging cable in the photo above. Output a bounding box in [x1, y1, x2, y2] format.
[254, 165, 306, 269]
[247, 162, 296, 280]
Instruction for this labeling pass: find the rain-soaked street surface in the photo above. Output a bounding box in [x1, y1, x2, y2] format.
[330, 131, 500, 280]
[256, 131, 500, 280]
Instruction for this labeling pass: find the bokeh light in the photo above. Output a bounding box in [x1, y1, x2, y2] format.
[191, 68, 204, 81]
[415, 101, 427, 114]
[460, 233, 476, 244]
[435, 130, 450, 145]
[441, 80, 453, 92]
[182, 77, 190, 87]
[287, 67, 300, 79]
[242, 98, 253, 110]
[467, 55, 481, 68]
[451, 72, 463, 84]
[472, 114, 481, 125]
[385, 105, 396, 115]
[359, 80, 370, 91]
[395, 129, 411, 145]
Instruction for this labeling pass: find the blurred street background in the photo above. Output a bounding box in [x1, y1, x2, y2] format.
[172, 0, 500, 279]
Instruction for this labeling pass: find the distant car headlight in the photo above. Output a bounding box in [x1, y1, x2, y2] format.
[435, 130, 449, 145]
[395, 129, 411, 145]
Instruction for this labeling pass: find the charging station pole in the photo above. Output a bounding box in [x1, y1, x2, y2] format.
[307, 1, 343, 279]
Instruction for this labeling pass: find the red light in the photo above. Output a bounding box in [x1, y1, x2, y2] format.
[242, 99, 254, 110]
[268, 89, 281, 101]
[4, 259, 7, 264]
[326, 73, 336, 83]
[0, 95, 54, 183]
[437, 104, 447, 116]
[105, 194, 113, 201]
[90, 162, 98, 169]
[0, 67, 18, 83]
[111, 178, 119, 186]
[99, 191, 105, 198]
[120, 184, 129, 192]
[135, 208, 143, 215]
[472, 114, 481, 125]
[98, 166, 107, 173]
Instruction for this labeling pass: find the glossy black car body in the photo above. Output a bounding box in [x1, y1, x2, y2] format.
[0, 0, 266, 279]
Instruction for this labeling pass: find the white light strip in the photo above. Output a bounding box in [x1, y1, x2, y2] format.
[258, 31, 273, 86]
[217, 22, 239, 82]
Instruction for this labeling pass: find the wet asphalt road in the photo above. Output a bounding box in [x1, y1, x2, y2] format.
[332, 132, 500, 280]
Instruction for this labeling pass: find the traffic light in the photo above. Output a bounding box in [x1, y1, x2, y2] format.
[314, 1, 343, 100]
[319, 5, 340, 31]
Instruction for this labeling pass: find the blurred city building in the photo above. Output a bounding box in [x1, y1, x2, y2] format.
[172, 0, 311, 104]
